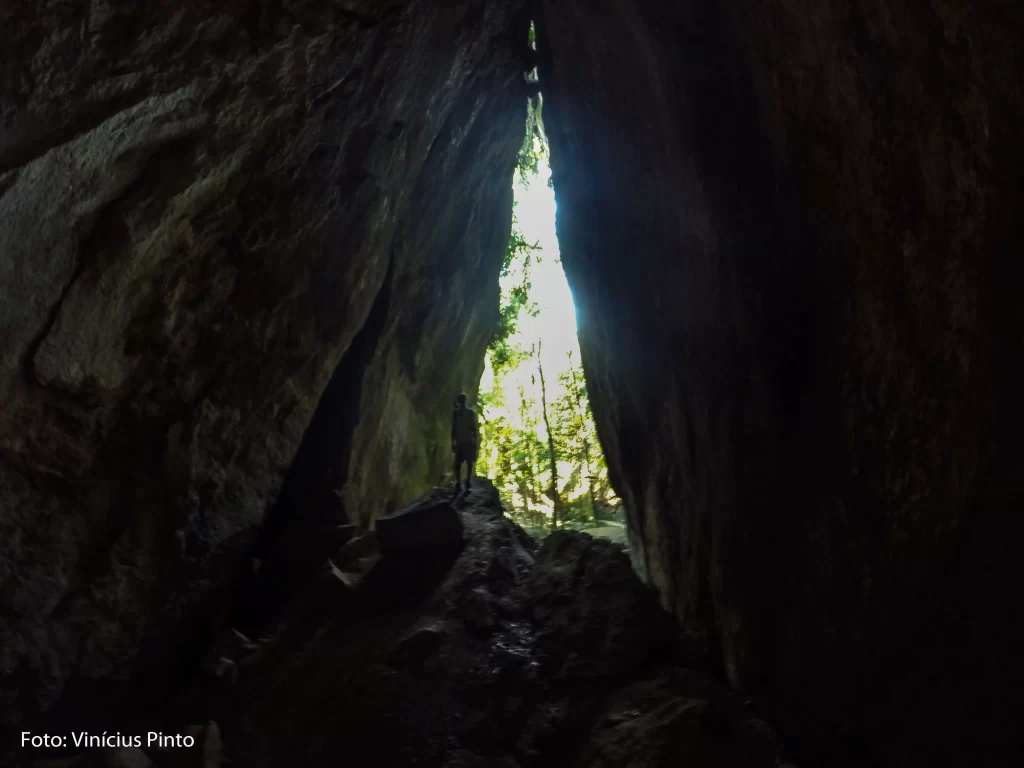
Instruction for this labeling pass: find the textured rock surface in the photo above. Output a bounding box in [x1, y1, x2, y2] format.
[1, 0, 529, 734]
[184, 481, 786, 768]
[537, 1, 1024, 765]
[376, 489, 467, 555]
[4, 1, 1022, 764]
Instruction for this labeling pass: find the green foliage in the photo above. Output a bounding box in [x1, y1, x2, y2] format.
[478, 145, 619, 536]
[502, 222, 537, 277]
[479, 377, 551, 532]
[551, 351, 616, 518]
[479, 340, 620, 534]
[517, 96, 546, 183]
[489, 205, 540, 375]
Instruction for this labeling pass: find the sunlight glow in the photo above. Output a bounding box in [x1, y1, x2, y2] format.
[479, 157, 579, 433]
[511, 162, 579, 367]
[475, 153, 593, 521]
[474, 143, 620, 533]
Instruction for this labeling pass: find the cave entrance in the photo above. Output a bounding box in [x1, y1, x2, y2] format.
[475, 79, 622, 542]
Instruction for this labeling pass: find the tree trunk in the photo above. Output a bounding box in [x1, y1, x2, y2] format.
[517, 384, 541, 513]
[566, 356, 596, 518]
[537, 340, 561, 531]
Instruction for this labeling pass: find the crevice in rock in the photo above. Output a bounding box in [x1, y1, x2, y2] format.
[235, 257, 396, 637]
[2, 3, 1021, 765]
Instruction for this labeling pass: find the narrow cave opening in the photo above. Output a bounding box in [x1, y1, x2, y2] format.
[473, 47, 622, 543]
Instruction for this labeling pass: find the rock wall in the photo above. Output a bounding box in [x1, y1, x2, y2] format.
[537, 1, 1024, 765]
[0, 0, 528, 734]
[5, 1, 1023, 763]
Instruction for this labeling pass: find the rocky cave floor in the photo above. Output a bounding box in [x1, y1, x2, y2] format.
[20, 480, 792, 768]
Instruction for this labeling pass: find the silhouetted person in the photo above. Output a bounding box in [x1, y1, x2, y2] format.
[451, 392, 479, 490]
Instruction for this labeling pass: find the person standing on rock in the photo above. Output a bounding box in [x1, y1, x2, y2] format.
[451, 392, 479, 491]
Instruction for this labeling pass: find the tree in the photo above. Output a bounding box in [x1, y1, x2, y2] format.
[557, 351, 596, 518]
[477, 125, 621, 535]
[490, 204, 540, 374]
[516, 381, 543, 515]
[551, 350, 623, 524]
[536, 339, 563, 532]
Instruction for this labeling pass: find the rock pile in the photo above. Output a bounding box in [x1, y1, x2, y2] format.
[156, 479, 791, 768]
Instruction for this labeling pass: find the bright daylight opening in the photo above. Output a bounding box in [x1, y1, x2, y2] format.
[476, 66, 623, 543]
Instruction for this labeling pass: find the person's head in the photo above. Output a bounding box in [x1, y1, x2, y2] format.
[455, 392, 467, 407]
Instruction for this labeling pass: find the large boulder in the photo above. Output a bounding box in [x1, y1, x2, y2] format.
[524, 532, 676, 681]
[376, 490, 466, 556]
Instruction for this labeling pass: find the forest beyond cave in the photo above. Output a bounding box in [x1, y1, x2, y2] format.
[475, 131, 621, 540]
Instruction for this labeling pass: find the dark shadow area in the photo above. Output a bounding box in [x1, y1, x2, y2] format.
[233, 259, 396, 638]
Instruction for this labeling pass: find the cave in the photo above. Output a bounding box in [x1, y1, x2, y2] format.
[1, 2, 1022, 767]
